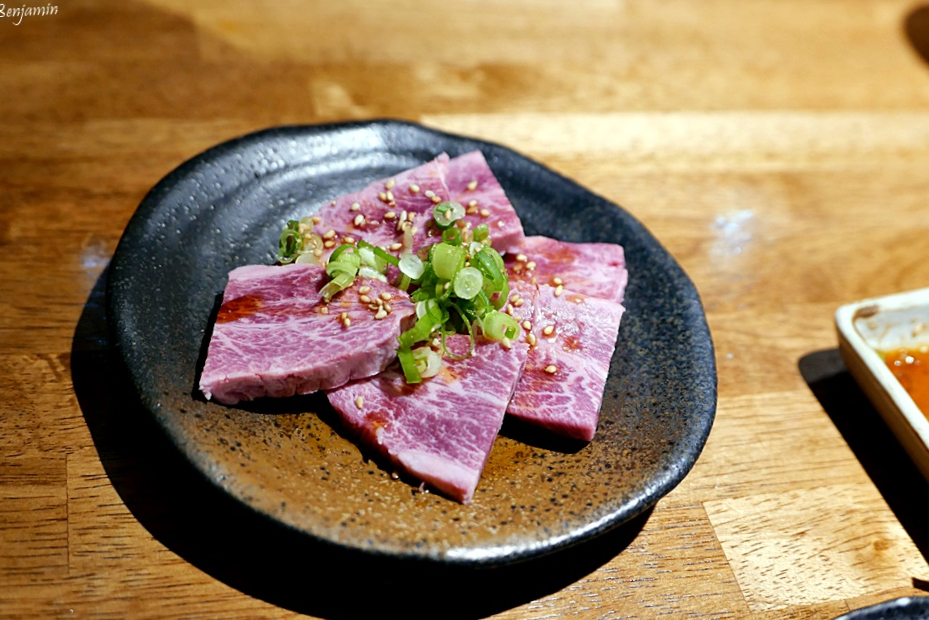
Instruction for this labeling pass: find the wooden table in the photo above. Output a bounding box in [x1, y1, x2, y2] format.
[3, 1, 929, 618]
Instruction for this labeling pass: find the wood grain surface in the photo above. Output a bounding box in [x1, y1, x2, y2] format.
[3, 0, 929, 618]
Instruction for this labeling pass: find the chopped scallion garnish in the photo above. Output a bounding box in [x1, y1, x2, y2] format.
[276, 182, 515, 383]
[433, 201, 465, 229]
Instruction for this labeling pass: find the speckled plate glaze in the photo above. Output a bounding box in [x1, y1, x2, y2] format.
[834, 597, 929, 620]
[107, 120, 716, 567]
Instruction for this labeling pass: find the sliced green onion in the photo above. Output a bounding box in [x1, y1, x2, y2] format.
[329, 243, 356, 263]
[287, 194, 516, 384]
[481, 311, 520, 342]
[358, 266, 388, 282]
[319, 271, 355, 302]
[433, 201, 465, 229]
[412, 346, 443, 378]
[431, 243, 465, 280]
[442, 227, 462, 244]
[453, 267, 483, 300]
[398, 252, 424, 279]
[277, 220, 303, 264]
[358, 246, 379, 268]
[357, 240, 399, 268]
[397, 346, 422, 384]
[473, 223, 489, 242]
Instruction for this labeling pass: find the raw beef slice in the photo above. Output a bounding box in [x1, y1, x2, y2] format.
[309, 154, 452, 257]
[326, 335, 529, 504]
[507, 284, 625, 442]
[199, 264, 415, 405]
[447, 151, 525, 253]
[506, 236, 628, 304]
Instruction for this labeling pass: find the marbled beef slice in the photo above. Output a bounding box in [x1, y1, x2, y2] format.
[326, 335, 529, 504]
[199, 264, 414, 405]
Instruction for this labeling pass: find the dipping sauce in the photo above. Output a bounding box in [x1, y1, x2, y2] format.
[883, 346, 929, 416]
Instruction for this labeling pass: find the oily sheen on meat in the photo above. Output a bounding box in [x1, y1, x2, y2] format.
[326, 335, 529, 504]
[311, 155, 452, 257]
[199, 264, 415, 405]
[505, 236, 628, 304]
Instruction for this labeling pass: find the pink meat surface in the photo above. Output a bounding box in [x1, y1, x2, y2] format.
[199, 264, 415, 405]
[506, 284, 625, 442]
[505, 236, 628, 304]
[310, 154, 451, 256]
[447, 151, 525, 254]
[326, 335, 529, 504]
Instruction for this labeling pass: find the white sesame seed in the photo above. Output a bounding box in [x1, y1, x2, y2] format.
[355, 396, 364, 409]
[378, 192, 388, 202]
[424, 189, 435, 198]
[466, 205, 479, 215]
[323, 229, 336, 240]
[513, 298, 524, 307]
[431, 195, 441, 204]
[360, 294, 372, 304]
[374, 309, 388, 320]
[383, 303, 391, 313]
[358, 285, 371, 294]
[323, 240, 335, 248]
[385, 211, 397, 220]
[468, 200, 477, 208]
[501, 337, 512, 349]
[313, 248, 323, 257]
[526, 261, 537, 270]
[353, 214, 366, 227]
[343, 236, 355, 244]
[342, 317, 351, 328]
[320, 306, 329, 315]
[380, 292, 392, 301]
[554, 284, 564, 297]
[389, 242, 403, 251]
[505, 304, 514, 315]
[350, 202, 361, 211]
[479, 208, 490, 218]
[522, 320, 532, 331]
[409, 184, 420, 194]
[526, 333, 537, 346]
[544, 365, 558, 374]
[311, 216, 321, 224]
[386, 179, 396, 190]
[543, 325, 555, 337]
[553, 277, 563, 286]
[467, 180, 478, 191]
[515, 253, 528, 262]
[385, 190, 395, 202]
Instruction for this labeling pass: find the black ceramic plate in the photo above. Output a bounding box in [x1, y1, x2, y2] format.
[107, 119, 716, 567]
[835, 597, 929, 620]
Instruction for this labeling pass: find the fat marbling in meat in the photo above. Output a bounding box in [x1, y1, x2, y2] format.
[506, 284, 624, 442]
[326, 335, 529, 504]
[199, 264, 414, 405]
